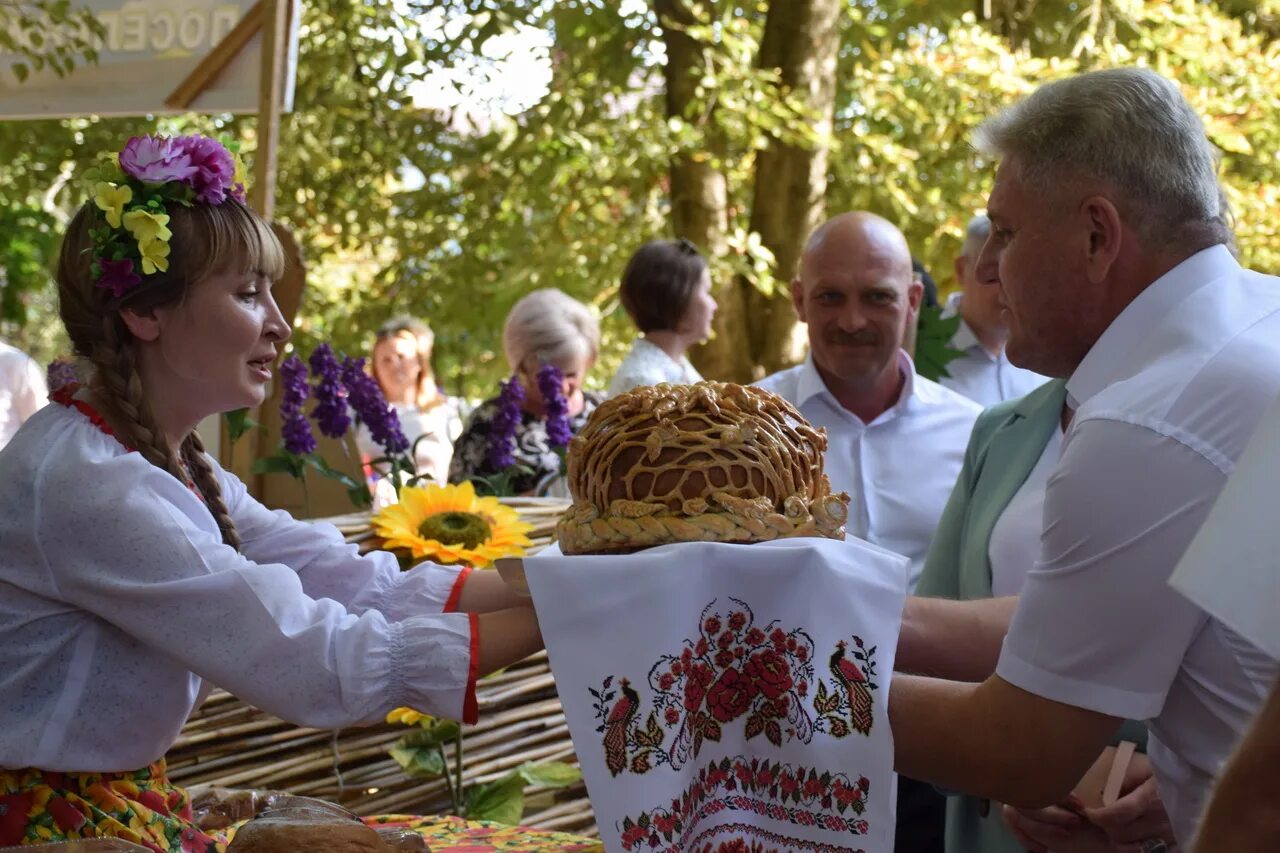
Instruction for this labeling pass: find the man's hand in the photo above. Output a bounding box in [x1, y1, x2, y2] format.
[1083, 755, 1174, 850]
[1003, 802, 1106, 852]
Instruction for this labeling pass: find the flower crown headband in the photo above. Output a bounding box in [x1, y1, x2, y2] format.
[84, 134, 249, 299]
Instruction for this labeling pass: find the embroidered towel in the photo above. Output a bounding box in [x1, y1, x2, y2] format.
[525, 537, 909, 853]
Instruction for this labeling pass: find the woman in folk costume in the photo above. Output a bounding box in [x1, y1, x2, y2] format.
[0, 135, 542, 850]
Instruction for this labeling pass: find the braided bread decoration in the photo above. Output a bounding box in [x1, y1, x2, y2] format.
[556, 381, 849, 554]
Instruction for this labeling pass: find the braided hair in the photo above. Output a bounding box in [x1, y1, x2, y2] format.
[57, 198, 284, 550]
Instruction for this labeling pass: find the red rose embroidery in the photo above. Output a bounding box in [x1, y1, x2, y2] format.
[745, 648, 794, 699]
[705, 667, 757, 723]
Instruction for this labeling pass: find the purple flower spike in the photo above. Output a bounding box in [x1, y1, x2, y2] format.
[279, 355, 316, 455]
[341, 356, 410, 455]
[308, 344, 351, 439]
[537, 363, 572, 449]
[95, 257, 142, 298]
[488, 375, 526, 470]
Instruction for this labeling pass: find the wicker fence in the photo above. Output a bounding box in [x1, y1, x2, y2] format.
[165, 499, 598, 837]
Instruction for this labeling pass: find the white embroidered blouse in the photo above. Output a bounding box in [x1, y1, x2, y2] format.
[608, 337, 703, 397]
[0, 394, 478, 772]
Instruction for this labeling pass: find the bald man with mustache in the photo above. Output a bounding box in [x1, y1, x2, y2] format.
[757, 212, 981, 852]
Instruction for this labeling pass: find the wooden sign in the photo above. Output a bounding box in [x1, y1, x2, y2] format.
[0, 0, 298, 120]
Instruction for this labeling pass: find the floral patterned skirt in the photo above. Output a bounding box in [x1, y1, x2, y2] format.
[0, 764, 602, 852]
[0, 761, 221, 851]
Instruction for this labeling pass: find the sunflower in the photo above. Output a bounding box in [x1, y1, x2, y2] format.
[372, 481, 534, 567]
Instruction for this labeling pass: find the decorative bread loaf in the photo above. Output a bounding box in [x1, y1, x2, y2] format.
[556, 381, 849, 554]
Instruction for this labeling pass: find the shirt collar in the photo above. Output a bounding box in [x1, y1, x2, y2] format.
[796, 350, 917, 417]
[1066, 244, 1238, 409]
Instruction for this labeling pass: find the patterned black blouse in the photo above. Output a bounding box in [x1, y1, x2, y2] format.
[448, 391, 605, 495]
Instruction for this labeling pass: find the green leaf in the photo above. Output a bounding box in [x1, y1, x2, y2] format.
[388, 738, 446, 778]
[464, 773, 526, 824]
[223, 409, 258, 445]
[251, 453, 306, 478]
[515, 761, 582, 788]
[913, 305, 965, 383]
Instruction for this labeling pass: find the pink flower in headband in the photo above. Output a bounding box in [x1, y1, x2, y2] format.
[119, 135, 197, 184]
[96, 258, 142, 298]
[179, 135, 236, 204]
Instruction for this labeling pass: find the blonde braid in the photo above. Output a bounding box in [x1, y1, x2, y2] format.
[89, 314, 184, 481]
[182, 432, 242, 550]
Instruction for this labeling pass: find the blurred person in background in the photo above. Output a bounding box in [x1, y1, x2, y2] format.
[449, 288, 603, 495]
[609, 238, 717, 396]
[0, 337, 48, 451]
[362, 317, 464, 488]
[939, 214, 1047, 407]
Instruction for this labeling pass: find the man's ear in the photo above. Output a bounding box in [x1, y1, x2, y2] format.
[906, 277, 924, 315]
[119, 306, 161, 343]
[1081, 195, 1123, 284]
[790, 277, 807, 323]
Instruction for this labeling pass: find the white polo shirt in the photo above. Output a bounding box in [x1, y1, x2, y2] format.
[995, 245, 1280, 846]
[939, 294, 1048, 408]
[758, 351, 981, 589]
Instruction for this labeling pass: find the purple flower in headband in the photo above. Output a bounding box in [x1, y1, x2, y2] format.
[178, 135, 236, 204]
[308, 344, 351, 438]
[46, 359, 77, 393]
[537, 363, 572, 448]
[119, 135, 197, 184]
[95, 258, 142, 298]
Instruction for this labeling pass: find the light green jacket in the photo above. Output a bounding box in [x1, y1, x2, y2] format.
[915, 380, 1062, 853]
[916, 378, 1145, 852]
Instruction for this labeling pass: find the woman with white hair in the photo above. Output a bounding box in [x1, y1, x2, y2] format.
[448, 288, 603, 495]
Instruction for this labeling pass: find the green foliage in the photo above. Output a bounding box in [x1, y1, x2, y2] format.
[913, 305, 965, 383]
[6, 0, 1280, 390]
[1, 0, 103, 84]
[390, 715, 581, 824]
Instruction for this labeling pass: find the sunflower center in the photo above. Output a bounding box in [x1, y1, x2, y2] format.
[418, 511, 492, 550]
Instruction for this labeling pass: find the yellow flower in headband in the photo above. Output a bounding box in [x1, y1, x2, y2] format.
[93, 182, 132, 228]
[138, 237, 171, 275]
[232, 152, 247, 189]
[122, 209, 172, 246]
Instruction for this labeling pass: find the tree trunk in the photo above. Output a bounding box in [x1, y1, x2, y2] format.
[741, 0, 842, 378]
[654, 0, 748, 382]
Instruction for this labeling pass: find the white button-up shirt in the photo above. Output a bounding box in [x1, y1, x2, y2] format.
[996, 245, 1280, 846]
[758, 352, 981, 590]
[939, 294, 1048, 408]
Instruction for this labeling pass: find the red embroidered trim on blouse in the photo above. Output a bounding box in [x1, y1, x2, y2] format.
[51, 385, 132, 450]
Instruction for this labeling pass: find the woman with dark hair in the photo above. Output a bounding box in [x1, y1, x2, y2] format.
[608, 238, 718, 396]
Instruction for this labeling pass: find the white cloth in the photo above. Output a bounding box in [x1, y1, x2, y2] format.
[757, 352, 981, 590]
[357, 396, 464, 487]
[526, 537, 908, 852]
[0, 400, 476, 772]
[939, 294, 1048, 408]
[1170, 391, 1280, 660]
[995, 245, 1280, 846]
[0, 340, 47, 449]
[608, 337, 703, 397]
[986, 426, 1062, 598]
